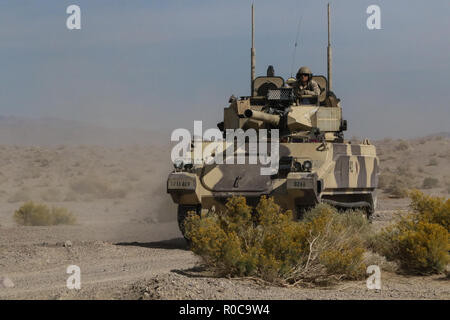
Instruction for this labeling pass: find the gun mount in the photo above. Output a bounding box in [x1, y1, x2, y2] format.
[244, 109, 281, 127]
[223, 85, 344, 142]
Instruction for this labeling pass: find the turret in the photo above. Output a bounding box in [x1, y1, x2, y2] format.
[242, 87, 343, 137]
[219, 3, 345, 143]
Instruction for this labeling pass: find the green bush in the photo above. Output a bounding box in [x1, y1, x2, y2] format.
[185, 197, 369, 285]
[372, 191, 450, 274]
[13, 201, 76, 226]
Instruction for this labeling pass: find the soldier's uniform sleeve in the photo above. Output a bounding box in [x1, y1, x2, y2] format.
[302, 80, 320, 96]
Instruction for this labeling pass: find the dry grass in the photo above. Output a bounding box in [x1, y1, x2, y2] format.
[13, 201, 76, 226]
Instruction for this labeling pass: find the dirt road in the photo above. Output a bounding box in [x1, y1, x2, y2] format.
[0, 145, 448, 300]
[1, 207, 449, 300]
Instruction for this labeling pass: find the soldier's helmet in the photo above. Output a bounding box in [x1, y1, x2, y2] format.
[296, 66, 312, 80]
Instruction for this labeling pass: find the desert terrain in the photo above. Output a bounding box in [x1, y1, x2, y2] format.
[0, 119, 449, 300]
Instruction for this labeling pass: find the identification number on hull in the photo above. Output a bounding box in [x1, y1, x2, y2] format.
[168, 180, 193, 189]
[288, 179, 313, 189]
[293, 181, 307, 188]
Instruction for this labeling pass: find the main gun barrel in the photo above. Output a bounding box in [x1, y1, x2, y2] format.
[244, 109, 280, 126]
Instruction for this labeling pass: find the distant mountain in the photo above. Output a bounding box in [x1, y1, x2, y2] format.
[425, 132, 450, 139]
[0, 115, 168, 146]
[1, 115, 447, 146]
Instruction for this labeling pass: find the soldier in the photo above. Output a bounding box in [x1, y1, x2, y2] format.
[293, 66, 320, 104]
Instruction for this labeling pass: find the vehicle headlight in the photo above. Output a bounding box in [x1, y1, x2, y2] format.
[173, 159, 184, 170]
[293, 161, 303, 172]
[303, 160, 312, 172]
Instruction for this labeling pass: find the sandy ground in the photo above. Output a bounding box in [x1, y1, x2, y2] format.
[0, 141, 449, 300]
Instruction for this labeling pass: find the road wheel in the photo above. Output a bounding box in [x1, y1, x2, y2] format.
[177, 205, 201, 241]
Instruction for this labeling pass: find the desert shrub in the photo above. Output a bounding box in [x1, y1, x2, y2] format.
[386, 176, 409, 198]
[50, 207, 76, 225]
[185, 197, 369, 285]
[396, 164, 412, 177]
[422, 177, 439, 189]
[396, 140, 410, 151]
[438, 152, 449, 159]
[373, 218, 448, 274]
[377, 172, 393, 190]
[372, 191, 450, 274]
[13, 201, 76, 226]
[363, 251, 398, 273]
[378, 165, 415, 198]
[427, 158, 438, 166]
[409, 190, 450, 232]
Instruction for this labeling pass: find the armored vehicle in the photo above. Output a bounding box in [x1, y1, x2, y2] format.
[167, 4, 379, 237]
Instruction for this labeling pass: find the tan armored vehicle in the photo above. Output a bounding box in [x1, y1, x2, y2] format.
[167, 4, 379, 237]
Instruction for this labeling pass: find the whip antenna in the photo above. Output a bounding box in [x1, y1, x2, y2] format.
[290, 16, 303, 78]
[327, 3, 333, 92]
[251, 3, 256, 96]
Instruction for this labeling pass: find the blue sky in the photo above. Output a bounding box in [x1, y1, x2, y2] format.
[0, 0, 449, 139]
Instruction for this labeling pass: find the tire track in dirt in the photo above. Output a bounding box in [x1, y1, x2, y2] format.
[0, 240, 198, 299]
